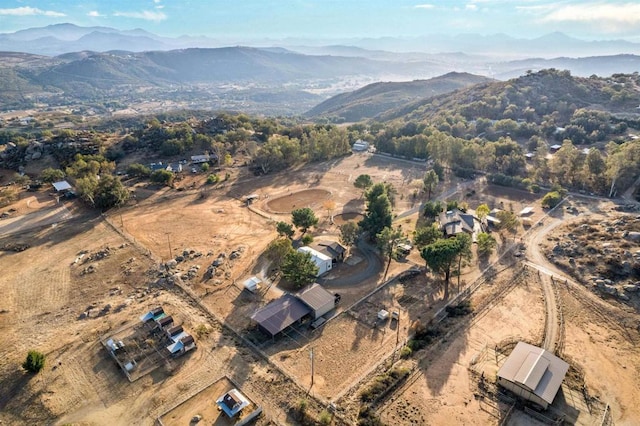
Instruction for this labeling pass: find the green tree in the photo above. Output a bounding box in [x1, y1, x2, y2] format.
[281, 250, 319, 288]
[413, 224, 442, 248]
[421, 236, 467, 300]
[265, 238, 293, 269]
[22, 350, 45, 374]
[423, 200, 444, 222]
[455, 233, 473, 291]
[496, 210, 519, 242]
[376, 226, 404, 280]
[291, 207, 318, 234]
[201, 163, 210, 172]
[422, 169, 439, 200]
[477, 232, 497, 257]
[339, 221, 359, 252]
[126, 163, 151, 178]
[353, 174, 373, 196]
[150, 169, 174, 186]
[541, 191, 563, 208]
[475, 203, 490, 220]
[276, 221, 295, 239]
[359, 183, 392, 240]
[93, 175, 130, 209]
[40, 167, 65, 183]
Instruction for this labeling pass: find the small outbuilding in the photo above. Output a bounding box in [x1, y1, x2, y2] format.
[298, 246, 332, 276]
[497, 342, 569, 410]
[314, 241, 346, 263]
[243, 276, 262, 293]
[251, 294, 312, 337]
[217, 388, 251, 418]
[297, 283, 336, 320]
[52, 180, 72, 192]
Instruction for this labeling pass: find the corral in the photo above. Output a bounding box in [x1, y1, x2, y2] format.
[158, 376, 262, 426]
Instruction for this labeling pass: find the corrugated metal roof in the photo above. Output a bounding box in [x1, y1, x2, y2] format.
[297, 283, 334, 311]
[251, 294, 311, 336]
[497, 342, 569, 406]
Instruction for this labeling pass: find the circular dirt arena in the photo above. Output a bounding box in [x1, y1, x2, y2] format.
[265, 189, 331, 213]
[332, 212, 364, 225]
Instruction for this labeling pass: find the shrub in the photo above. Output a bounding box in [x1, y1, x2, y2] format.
[301, 234, 314, 245]
[150, 169, 174, 186]
[23, 350, 45, 373]
[358, 406, 384, 426]
[445, 300, 473, 317]
[400, 345, 413, 358]
[206, 174, 220, 184]
[201, 163, 210, 172]
[541, 190, 563, 208]
[318, 410, 332, 425]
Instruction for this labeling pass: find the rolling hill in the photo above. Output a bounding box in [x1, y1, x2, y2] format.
[305, 72, 493, 122]
[375, 68, 640, 124]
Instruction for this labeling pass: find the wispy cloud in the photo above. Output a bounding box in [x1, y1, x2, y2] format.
[414, 4, 435, 9]
[113, 10, 167, 22]
[0, 6, 65, 17]
[466, 4, 478, 11]
[87, 11, 103, 17]
[542, 2, 640, 31]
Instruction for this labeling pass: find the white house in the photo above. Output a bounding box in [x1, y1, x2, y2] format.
[297, 246, 332, 276]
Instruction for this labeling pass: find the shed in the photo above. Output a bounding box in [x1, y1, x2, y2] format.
[297, 283, 335, 319]
[497, 342, 569, 410]
[298, 246, 332, 276]
[52, 180, 72, 192]
[315, 241, 346, 263]
[217, 388, 250, 418]
[251, 294, 311, 337]
[519, 206, 534, 216]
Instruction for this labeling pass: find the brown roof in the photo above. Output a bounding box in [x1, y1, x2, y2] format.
[157, 315, 173, 327]
[167, 325, 183, 336]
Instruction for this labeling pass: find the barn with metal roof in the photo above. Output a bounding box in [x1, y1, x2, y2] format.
[497, 342, 569, 410]
[250, 294, 311, 337]
[297, 283, 335, 320]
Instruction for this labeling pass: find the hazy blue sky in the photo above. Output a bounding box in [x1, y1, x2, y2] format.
[1, 1, 640, 41]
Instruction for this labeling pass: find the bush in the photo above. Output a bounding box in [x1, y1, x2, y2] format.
[126, 163, 151, 177]
[445, 300, 473, 317]
[201, 163, 210, 172]
[23, 350, 45, 373]
[150, 169, 174, 186]
[358, 406, 384, 426]
[359, 367, 409, 402]
[400, 345, 413, 358]
[541, 191, 563, 208]
[318, 410, 332, 425]
[206, 174, 220, 184]
[301, 234, 314, 245]
[40, 167, 65, 183]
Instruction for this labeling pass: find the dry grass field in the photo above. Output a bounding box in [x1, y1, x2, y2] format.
[1, 153, 639, 425]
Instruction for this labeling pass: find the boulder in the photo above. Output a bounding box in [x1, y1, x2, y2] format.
[626, 232, 640, 243]
[623, 284, 639, 292]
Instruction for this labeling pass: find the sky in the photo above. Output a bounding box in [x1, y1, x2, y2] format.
[1, 0, 640, 41]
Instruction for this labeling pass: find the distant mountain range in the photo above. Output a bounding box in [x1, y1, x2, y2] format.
[2, 24, 640, 59]
[306, 72, 493, 121]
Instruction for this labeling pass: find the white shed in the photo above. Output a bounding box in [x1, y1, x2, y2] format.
[297, 283, 335, 319]
[243, 276, 262, 293]
[297, 246, 332, 276]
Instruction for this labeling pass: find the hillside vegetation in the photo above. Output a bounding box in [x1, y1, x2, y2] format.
[306, 72, 493, 122]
